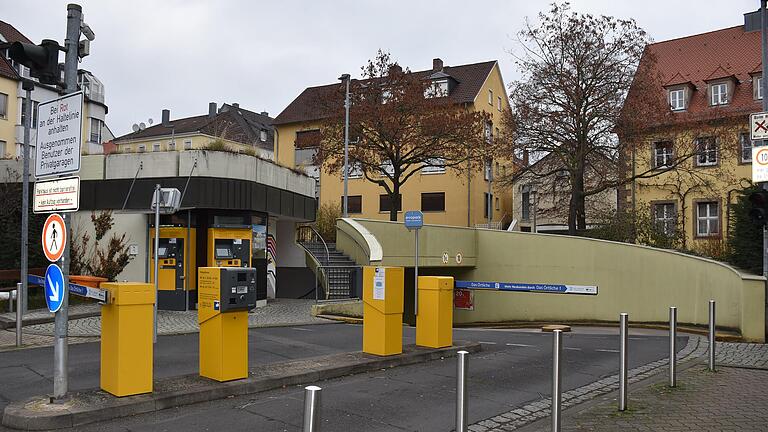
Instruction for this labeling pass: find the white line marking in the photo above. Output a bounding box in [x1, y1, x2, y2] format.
[564, 347, 582, 351]
[290, 327, 313, 332]
[595, 349, 620, 353]
[479, 341, 497, 345]
[506, 343, 534, 347]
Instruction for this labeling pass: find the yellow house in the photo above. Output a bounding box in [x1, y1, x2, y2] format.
[112, 103, 274, 160]
[273, 58, 514, 228]
[621, 18, 761, 250]
[0, 20, 113, 159]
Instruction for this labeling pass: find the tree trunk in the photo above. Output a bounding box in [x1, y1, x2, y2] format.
[568, 167, 587, 234]
[388, 184, 400, 222]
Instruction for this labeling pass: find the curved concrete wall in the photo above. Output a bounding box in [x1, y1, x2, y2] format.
[345, 219, 765, 342]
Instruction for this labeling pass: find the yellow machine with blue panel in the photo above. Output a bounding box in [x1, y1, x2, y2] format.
[198, 266, 257, 382]
[207, 227, 251, 268]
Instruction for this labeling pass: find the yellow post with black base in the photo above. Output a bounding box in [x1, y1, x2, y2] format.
[416, 276, 454, 348]
[100, 282, 154, 397]
[198, 267, 257, 382]
[363, 266, 404, 356]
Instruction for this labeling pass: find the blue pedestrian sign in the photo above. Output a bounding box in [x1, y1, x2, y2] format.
[44, 264, 65, 313]
[405, 211, 423, 230]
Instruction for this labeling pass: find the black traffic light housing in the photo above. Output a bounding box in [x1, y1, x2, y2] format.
[8, 39, 61, 86]
[748, 190, 768, 226]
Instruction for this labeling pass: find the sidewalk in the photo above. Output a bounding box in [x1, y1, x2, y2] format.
[518, 342, 768, 432]
[0, 299, 333, 350]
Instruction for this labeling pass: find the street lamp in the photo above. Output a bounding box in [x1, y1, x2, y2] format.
[339, 74, 351, 218]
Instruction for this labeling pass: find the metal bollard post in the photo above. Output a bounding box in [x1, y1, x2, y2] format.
[619, 313, 628, 411]
[551, 329, 562, 432]
[15, 282, 22, 347]
[708, 300, 716, 371]
[456, 350, 469, 432]
[303, 385, 322, 432]
[669, 307, 677, 387]
[8, 288, 12, 313]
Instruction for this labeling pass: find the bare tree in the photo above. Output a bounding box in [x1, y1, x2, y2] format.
[504, 3, 701, 234]
[318, 50, 499, 221]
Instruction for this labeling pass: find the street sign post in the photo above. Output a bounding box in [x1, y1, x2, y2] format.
[44, 264, 65, 313]
[41, 213, 66, 262]
[753, 146, 768, 183]
[35, 91, 83, 179]
[33, 176, 80, 213]
[405, 211, 423, 316]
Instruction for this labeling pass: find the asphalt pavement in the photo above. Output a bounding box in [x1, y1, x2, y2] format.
[0, 324, 686, 431]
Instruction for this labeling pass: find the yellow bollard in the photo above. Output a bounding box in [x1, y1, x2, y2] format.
[100, 282, 154, 397]
[363, 266, 404, 356]
[416, 276, 454, 348]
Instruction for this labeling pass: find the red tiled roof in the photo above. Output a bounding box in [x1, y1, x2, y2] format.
[274, 60, 498, 125]
[0, 20, 33, 44]
[635, 25, 762, 123]
[0, 56, 19, 80]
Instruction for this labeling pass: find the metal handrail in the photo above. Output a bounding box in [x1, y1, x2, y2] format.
[296, 225, 332, 301]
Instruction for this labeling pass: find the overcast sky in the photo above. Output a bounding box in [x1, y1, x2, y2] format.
[3, 0, 758, 136]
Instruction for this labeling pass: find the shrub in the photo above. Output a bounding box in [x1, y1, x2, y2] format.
[315, 203, 340, 242]
[728, 185, 762, 274]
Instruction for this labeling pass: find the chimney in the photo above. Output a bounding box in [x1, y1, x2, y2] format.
[432, 58, 443, 72]
[522, 149, 530, 166]
[208, 102, 217, 118]
[161, 109, 170, 127]
[260, 111, 268, 116]
[388, 64, 403, 76]
[232, 102, 239, 109]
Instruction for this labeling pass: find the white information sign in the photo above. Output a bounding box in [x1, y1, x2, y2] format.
[35, 92, 83, 178]
[33, 176, 80, 213]
[373, 267, 386, 300]
[753, 146, 768, 183]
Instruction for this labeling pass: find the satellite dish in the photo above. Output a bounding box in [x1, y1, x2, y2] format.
[132, 124, 139, 132]
[148, 118, 154, 125]
[139, 122, 146, 130]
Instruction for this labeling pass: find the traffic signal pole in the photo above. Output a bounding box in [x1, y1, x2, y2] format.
[761, 0, 768, 337]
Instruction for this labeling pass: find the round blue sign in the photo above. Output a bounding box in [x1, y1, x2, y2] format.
[44, 264, 65, 313]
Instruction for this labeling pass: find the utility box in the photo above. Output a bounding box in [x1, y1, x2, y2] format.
[416, 276, 454, 348]
[198, 267, 257, 382]
[363, 266, 404, 356]
[100, 282, 154, 397]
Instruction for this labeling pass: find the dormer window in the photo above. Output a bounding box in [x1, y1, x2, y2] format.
[260, 130, 268, 142]
[424, 80, 449, 98]
[710, 82, 728, 106]
[669, 89, 685, 111]
[756, 76, 763, 100]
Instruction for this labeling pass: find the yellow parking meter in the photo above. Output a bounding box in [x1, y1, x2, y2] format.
[100, 282, 154, 397]
[416, 276, 454, 348]
[198, 267, 257, 382]
[363, 266, 404, 356]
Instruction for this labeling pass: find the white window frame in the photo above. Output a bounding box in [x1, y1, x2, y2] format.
[421, 157, 446, 174]
[488, 89, 493, 105]
[710, 82, 728, 106]
[184, 139, 193, 150]
[654, 141, 673, 168]
[740, 133, 753, 163]
[89, 118, 103, 143]
[138, 144, 146, 153]
[757, 76, 763, 100]
[669, 89, 685, 111]
[0, 140, 6, 157]
[152, 142, 161, 152]
[696, 201, 719, 237]
[0, 92, 7, 119]
[497, 96, 502, 111]
[347, 161, 363, 179]
[260, 130, 268, 142]
[424, 80, 448, 98]
[653, 203, 676, 236]
[696, 137, 717, 166]
[168, 141, 176, 151]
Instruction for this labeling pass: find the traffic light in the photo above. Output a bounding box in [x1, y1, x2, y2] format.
[8, 39, 61, 86]
[748, 190, 768, 226]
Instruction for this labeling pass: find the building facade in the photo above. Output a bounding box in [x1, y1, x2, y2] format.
[273, 58, 514, 228]
[112, 103, 274, 160]
[0, 20, 113, 159]
[620, 13, 762, 250]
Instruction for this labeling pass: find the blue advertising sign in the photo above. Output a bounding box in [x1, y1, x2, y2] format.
[44, 264, 65, 313]
[404, 211, 424, 230]
[455, 280, 598, 295]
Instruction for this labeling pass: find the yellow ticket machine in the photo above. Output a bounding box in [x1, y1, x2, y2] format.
[198, 267, 257, 382]
[149, 227, 196, 310]
[207, 228, 251, 268]
[363, 266, 404, 356]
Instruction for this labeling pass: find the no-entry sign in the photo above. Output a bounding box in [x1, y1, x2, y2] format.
[42, 213, 67, 262]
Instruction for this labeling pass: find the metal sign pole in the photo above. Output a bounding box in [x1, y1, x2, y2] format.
[153, 184, 160, 343]
[21, 80, 33, 314]
[761, 0, 768, 338]
[414, 228, 418, 316]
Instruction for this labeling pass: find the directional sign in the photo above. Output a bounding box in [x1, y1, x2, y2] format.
[33, 176, 80, 213]
[752, 112, 768, 141]
[29, 274, 107, 303]
[44, 264, 65, 313]
[404, 210, 423, 230]
[455, 280, 598, 295]
[42, 213, 66, 262]
[35, 92, 83, 178]
[753, 146, 768, 183]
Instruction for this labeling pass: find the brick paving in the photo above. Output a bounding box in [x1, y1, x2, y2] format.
[556, 366, 768, 432]
[0, 299, 333, 350]
[716, 342, 768, 369]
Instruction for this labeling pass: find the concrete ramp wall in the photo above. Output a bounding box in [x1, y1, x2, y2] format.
[339, 219, 765, 342]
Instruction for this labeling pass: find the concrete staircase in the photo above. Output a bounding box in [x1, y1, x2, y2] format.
[300, 241, 359, 299]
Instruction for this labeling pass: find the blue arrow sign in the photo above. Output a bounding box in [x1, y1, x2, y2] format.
[404, 210, 423, 230]
[455, 280, 598, 295]
[44, 264, 65, 313]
